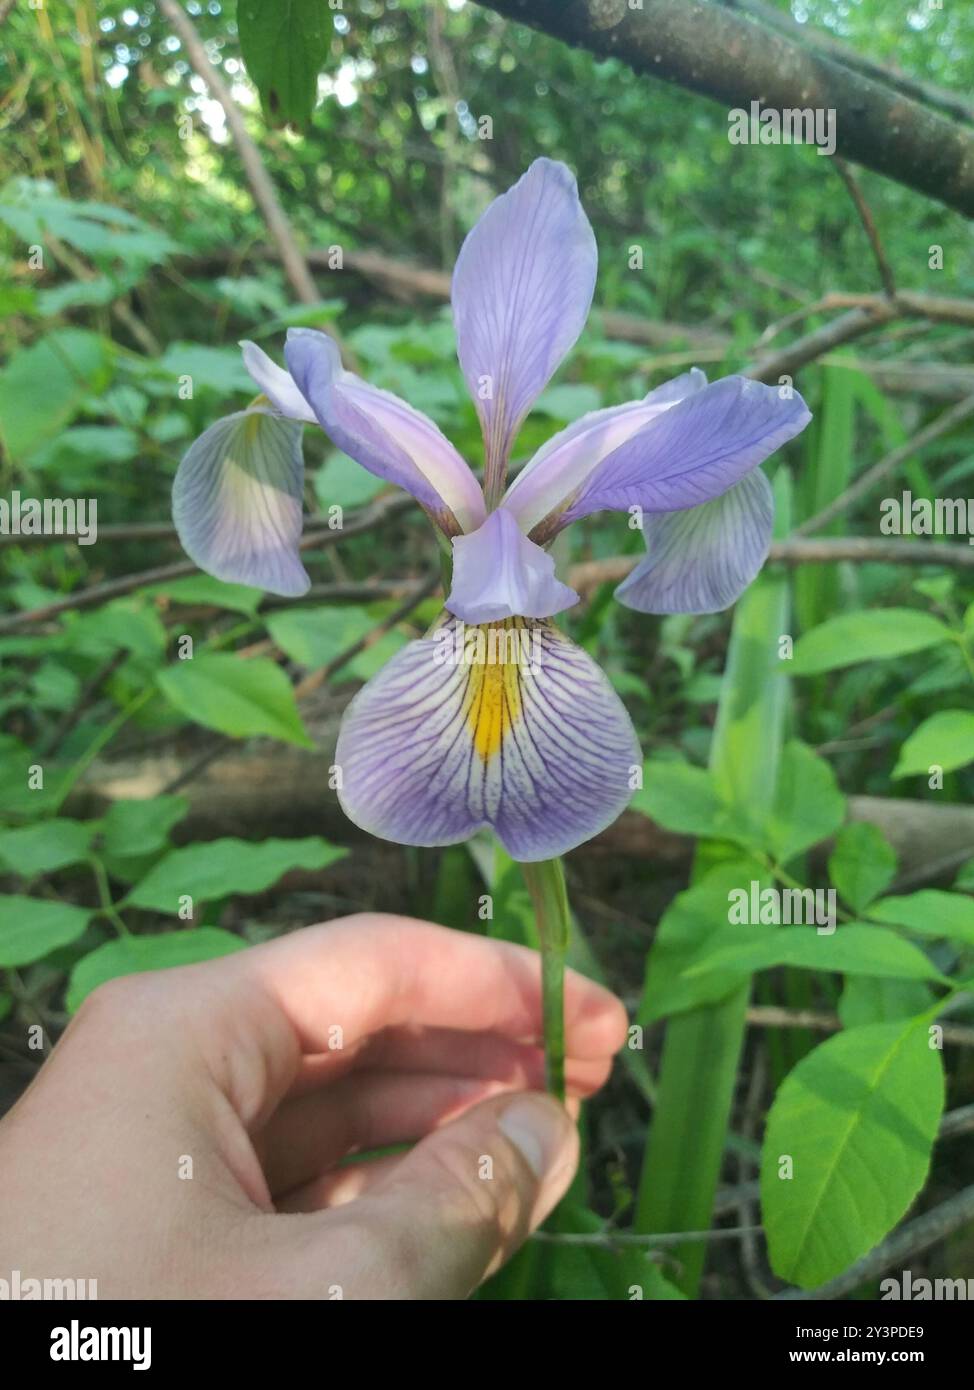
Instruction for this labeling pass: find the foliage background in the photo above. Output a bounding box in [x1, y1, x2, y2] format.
[1, 0, 973, 1299]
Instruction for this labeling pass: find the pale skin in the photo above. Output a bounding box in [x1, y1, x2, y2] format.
[0, 914, 628, 1299]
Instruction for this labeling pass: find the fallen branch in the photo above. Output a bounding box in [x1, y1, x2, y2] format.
[568, 537, 974, 598]
[0, 494, 414, 631]
[473, 0, 974, 217]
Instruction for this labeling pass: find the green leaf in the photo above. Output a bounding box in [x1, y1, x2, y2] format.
[761, 1017, 944, 1288]
[156, 343, 254, 395]
[637, 860, 765, 1022]
[868, 890, 974, 948]
[766, 741, 845, 864]
[314, 452, 384, 511]
[892, 709, 974, 779]
[267, 605, 407, 679]
[238, 0, 331, 128]
[157, 654, 311, 746]
[66, 928, 246, 1012]
[838, 977, 933, 1029]
[685, 923, 945, 984]
[100, 796, 190, 860]
[148, 574, 264, 616]
[0, 896, 92, 967]
[0, 819, 94, 877]
[790, 609, 953, 675]
[631, 759, 748, 841]
[126, 836, 347, 915]
[956, 859, 974, 891]
[0, 328, 113, 460]
[64, 599, 167, 662]
[828, 822, 897, 913]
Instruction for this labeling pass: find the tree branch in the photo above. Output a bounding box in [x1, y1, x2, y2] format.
[472, 0, 974, 216]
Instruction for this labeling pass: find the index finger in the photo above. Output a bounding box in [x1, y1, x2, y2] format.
[238, 913, 627, 1061]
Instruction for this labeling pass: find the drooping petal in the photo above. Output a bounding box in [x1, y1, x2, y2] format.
[616, 468, 775, 614]
[335, 615, 640, 862]
[172, 409, 310, 597]
[241, 340, 317, 423]
[284, 328, 485, 535]
[504, 368, 708, 534]
[446, 508, 578, 624]
[452, 159, 598, 497]
[508, 376, 809, 539]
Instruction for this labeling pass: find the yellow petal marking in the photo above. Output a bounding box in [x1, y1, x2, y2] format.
[464, 617, 528, 762]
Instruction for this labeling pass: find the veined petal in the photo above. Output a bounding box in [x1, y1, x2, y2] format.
[504, 368, 708, 534]
[446, 508, 578, 624]
[172, 409, 309, 597]
[335, 615, 640, 862]
[284, 328, 485, 534]
[452, 159, 597, 494]
[241, 340, 317, 423]
[616, 468, 775, 614]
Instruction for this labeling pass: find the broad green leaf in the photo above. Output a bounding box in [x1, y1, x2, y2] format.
[267, 605, 407, 679]
[892, 709, 974, 779]
[838, 977, 933, 1029]
[126, 835, 347, 915]
[314, 452, 384, 511]
[685, 923, 945, 984]
[0, 328, 113, 460]
[868, 890, 974, 947]
[238, 0, 331, 128]
[156, 342, 253, 395]
[790, 609, 952, 675]
[765, 741, 845, 864]
[100, 796, 190, 860]
[957, 859, 974, 891]
[157, 655, 311, 746]
[66, 928, 245, 1012]
[0, 896, 92, 967]
[828, 822, 897, 912]
[64, 600, 167, 662]
[761, 1017, 944, 1287]
[149, 574, 264, 617]
[631, 759, 748, 842]
[637, 860, 766, 1022]
[0, 819, 94, 877]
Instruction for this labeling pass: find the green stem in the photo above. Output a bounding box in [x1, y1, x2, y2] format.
[519, 857, 570, 1102]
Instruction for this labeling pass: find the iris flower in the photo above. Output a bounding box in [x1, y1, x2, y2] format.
[173, 159, 810, 864]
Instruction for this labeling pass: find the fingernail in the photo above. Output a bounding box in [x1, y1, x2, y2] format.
[498, 1095, 567, 1179]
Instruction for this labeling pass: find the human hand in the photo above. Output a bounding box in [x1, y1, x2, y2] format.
[0, 914, 627, 1299]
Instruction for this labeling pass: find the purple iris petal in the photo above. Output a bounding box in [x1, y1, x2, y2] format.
[172, 409, 310, 597]
[452, 158, 597, 497]
[241, 341, 317, 422]
[616, 468, 775, 614]
[561, 376, 809, 525]
[446, 508, 578, 624]
[335, 615, 641, 861]
[284, 328, 485, 535]
[504, 368, 708, 534]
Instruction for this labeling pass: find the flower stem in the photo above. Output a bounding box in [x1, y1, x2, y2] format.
[519, 857, 570, 1102]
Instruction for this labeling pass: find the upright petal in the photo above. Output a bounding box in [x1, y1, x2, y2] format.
[616, 468, 775, 614]
[284, 328, 485, 535]
[504, 368, 708, 534]
[446, 508, 578, 624]
[172, 409, 309, 597]
[452, 159, 598, 498]
[241, 340, 317, 422]
[336, 615, 640, 862]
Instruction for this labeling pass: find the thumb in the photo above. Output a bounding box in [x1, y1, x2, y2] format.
[317, 1091, 578, 1299]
